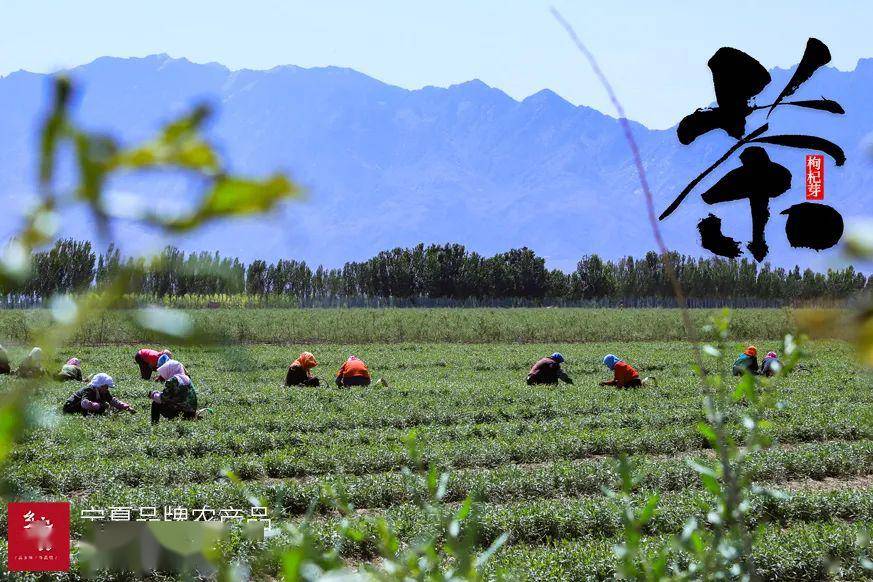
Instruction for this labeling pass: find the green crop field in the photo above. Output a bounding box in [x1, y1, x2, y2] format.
[0, 307, 848, 344]
[0, 310, 871, 579]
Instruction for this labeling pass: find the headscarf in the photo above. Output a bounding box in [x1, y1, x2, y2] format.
[171, 373, 191, 386]
[603, 354, 620, 370]
[744, 346, 758, 357]
[157, 359, 186, 380]
[157, 353, 171, 368]
[89, 373, 114, 389]
[766, 351, 777, 359]
[550, 353, 564, 364]
[294, 352, 318, 369]
[28, 347, 42, 363]
[67, 357, 81, 367]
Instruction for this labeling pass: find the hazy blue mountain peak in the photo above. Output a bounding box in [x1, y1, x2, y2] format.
[0, 55, 869, 272]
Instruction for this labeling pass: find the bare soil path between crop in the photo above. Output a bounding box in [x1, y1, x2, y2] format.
[781, 474, 873, 492]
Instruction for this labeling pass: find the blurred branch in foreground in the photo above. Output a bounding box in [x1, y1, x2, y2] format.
[1, 75, 301, 468]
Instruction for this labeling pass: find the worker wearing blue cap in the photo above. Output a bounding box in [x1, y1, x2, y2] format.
[526, 352, 573, 385]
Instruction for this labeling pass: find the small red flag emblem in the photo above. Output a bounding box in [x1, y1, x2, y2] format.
[6, 502, 71, 572]
[805, 154, 824, 200]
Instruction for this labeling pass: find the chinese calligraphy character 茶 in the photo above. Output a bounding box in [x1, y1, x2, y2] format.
[661, 38, 846, 261]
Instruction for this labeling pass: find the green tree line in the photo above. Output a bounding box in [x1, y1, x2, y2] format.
[2, 239, 869, 306]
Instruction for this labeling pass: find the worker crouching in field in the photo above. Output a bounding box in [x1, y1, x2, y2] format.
[17, 347, 47, 378]
[336, 355, 371, 387]
[600, 354, 651, 388]
[0, 345, 10, 374]
[761, 351, 781, 377]
[286, 351, 320, 387]
[155, 358, 187, 383]
[134, 348, 173, 379]
[732, 346, 759, 376]
[148, 373, 200, 424]
[55, 357, 83, 382]
[63, 373, 136, 416]
[527, 353, 573, 385]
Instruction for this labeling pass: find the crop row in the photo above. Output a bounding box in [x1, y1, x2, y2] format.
[22, 382, 869, 443]
[8, 407, 715, 464]
[11, 381, 872, 466]
[0, 397, 791, 460]
[295, 487, 873, 559]
[0, 308, 816, 344]
[5, 439, 869, 539]
[1, 520, 869, 582]
[11, 380, 871, 474]
[7, 412, 872, 498]
[484, 520, 872, 581]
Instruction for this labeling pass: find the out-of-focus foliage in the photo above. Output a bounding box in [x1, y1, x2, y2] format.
[844, 224, 873, 366]
[610, 311, 808, 580]
[794, 222, 873, 367]
[0, 75, 301, 550]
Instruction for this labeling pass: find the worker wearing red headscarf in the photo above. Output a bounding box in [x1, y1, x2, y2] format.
[285, 352, 321, 387]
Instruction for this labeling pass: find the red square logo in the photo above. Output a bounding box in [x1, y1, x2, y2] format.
[6, 502, 71, 572]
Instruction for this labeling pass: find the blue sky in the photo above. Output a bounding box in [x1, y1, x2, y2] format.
[2, 0, 871, 128]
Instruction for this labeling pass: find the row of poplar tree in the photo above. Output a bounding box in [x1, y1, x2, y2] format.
[6, 238, 870, 304]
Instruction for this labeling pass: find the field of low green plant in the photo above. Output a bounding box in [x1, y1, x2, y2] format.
[1, 334, 871, 579]
[0, 307, 848, 344]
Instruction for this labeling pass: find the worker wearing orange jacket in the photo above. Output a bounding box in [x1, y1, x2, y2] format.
[335, 355, 371, 387]
[600, 354, 644, 388]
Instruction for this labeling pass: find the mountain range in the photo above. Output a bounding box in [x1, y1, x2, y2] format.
[1, 54, 871, 271]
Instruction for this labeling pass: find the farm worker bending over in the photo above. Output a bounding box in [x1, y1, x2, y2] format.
[600, 354, 649, 388]
[286, 351, 320, 387]
[17, 347, 47, 378]
[527, 353, 573, 385]
[336, 355, 371, 387]
[732, 346, 759, 376]
[148, 373, 200, 424]
[0, 344, 10, 374]
[155, 358, 187, 382]
[63, 373, 135, 416]
[55, 357, 83, 382]
[761, 351, 780, 377]
[135, 348, 173, 379]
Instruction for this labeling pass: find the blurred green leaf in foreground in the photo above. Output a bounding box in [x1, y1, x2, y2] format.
[0, 76, 302, 469]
